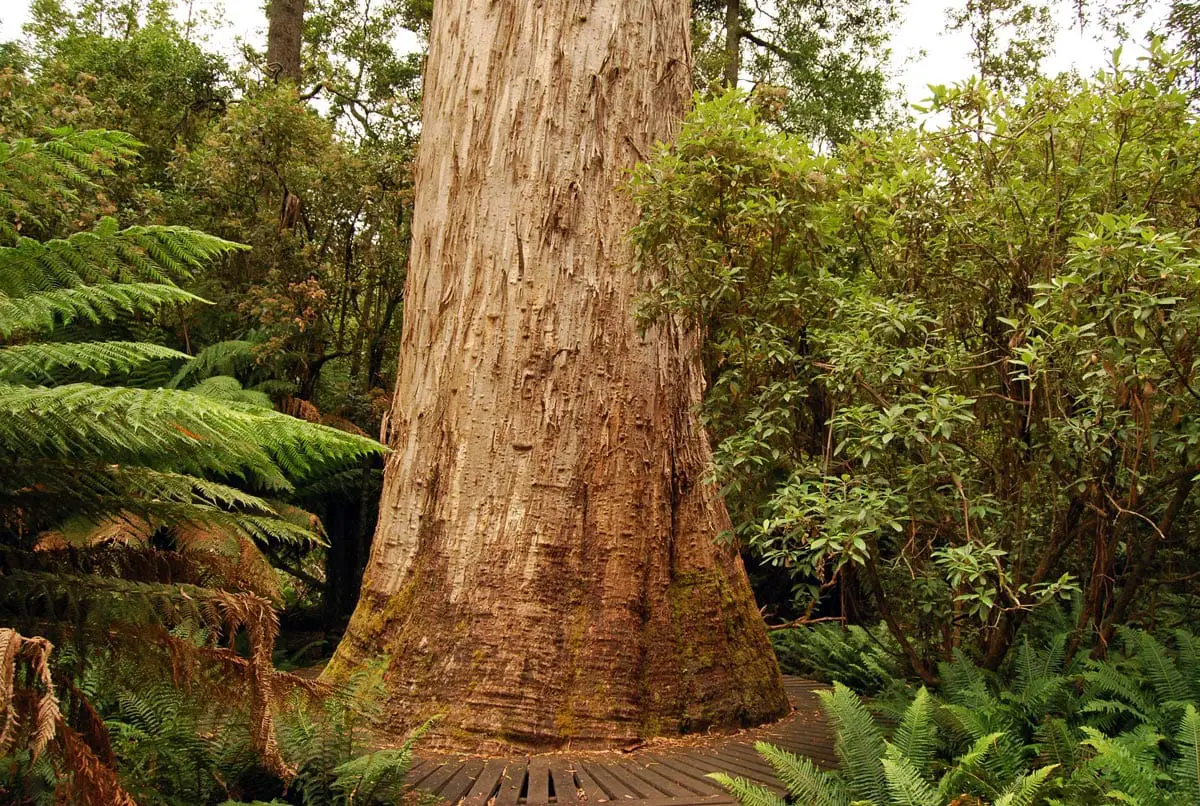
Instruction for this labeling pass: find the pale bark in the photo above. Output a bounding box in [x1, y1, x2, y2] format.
[325, 0, 788, 751]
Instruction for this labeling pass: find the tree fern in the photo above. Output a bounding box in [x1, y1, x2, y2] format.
[0, 126, 389, 800]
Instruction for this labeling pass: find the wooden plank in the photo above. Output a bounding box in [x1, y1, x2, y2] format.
[493, 760, 528, 806]
[461, 758, 509, 805]
[698, 752, 779, 785]
[612, 758, 704, 798]
[627, 797, 739, 806]
[548, 757, 581, 804]
[418, 758, 469, 797]
[439, 757, 487, 803]
[568, 759, 610, 802]
[719, 743, 780, 772]
[639, 754, 727, 794]
[769, 734, 837, 760]
[577, 761, 646, 800]
[526, 757, 551, 805]
[407, 758, 449, 789]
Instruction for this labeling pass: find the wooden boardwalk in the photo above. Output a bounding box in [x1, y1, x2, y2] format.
[405, 677, 834, 805]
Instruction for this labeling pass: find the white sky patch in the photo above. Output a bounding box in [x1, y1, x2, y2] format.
[0, 0, 1178, 107]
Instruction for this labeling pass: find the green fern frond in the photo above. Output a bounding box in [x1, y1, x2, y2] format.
[939, 648, 992, 708]
[1082, 726, 1166, 805]
[1033, 717, 1081, 772]
[1172, 630, 1200, 702]
[937, 731, 1006, 800]
[0, 383, 383, 492]
[707, 773, 788, 806]
[331, 718, 437, 804]
[1170, 704, 1200, 802]
[0, 129, 141, 242]
[817, 682, 888, 803]
[1124, 627, 1191, 706]
[1083, 660, 1157, 723]
[0, 282, 207, 338]
[169, 339, 259, 388]
[0, 341, 188, 382]
[754, 741, 850, 806]
[893, 686, 938, 776]
[0, 221, 246, 296]
[993, 764, 1058, 806]
[187, 375, 274, 407]
[881, 742, 940, 806]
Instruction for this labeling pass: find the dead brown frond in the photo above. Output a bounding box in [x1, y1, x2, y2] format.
[54, 722, 137, 806]
[0, 627, 135, 806]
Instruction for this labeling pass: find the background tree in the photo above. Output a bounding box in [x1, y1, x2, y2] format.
[947, 0, 1056, 92]
[325, 0, 789, 749]
[266, 0, 305, 83]
[692, 0, 902, 144]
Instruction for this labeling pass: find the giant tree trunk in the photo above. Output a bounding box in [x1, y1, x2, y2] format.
[325, 0, 788, 751]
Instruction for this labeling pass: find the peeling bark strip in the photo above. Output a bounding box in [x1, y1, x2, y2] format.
[325, 0, 788, 751]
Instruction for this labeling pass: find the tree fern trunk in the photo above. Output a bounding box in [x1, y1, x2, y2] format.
[324, 0, 788, 751]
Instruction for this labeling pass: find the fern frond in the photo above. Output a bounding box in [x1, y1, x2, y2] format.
[0, 129, 141, 243]
[0, 383, 383, 492]
[1124, 627, 1191, 706]
[169, 339, 259, 388]
[993, 764, 1058, 806]
[937, 731, 1005, 800]
[187, 375, 275, 407]
[1173, 630, 1200, 702]
[817, 682, 888, 803]
[707, 773, 787, 806]
[0, 221, 246, 295]
[1033, 717, 1081, 772]
[1171, 703, 1200, 802]
[753, 741, 850, 806]
[939, 648, 992, 708]
[1082, 659, 1157, 723]
[893, 686, 938, 776]
[1081, 726, 1166, 805]
[0, 282, 206, 338]
[881, 742, 940, 806]
[0, 341, 188, 383]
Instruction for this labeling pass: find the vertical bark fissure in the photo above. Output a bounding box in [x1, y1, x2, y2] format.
[326, 0, 787, 751]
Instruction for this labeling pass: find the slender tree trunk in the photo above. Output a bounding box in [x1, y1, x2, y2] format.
[723, 0, 742, 87]
[266, 0, 305, 83]
[325, 0, 788, 751]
